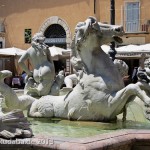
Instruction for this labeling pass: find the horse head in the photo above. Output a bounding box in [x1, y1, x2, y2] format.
[73, 17, 124, 52]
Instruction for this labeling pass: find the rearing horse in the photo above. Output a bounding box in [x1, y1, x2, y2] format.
[62, 17, 150, 121]
[28, 17, 150, 121]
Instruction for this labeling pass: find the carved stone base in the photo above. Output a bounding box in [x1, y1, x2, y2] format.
[0, 109, 33, 139]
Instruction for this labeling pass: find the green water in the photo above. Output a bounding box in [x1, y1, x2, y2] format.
[2, 94, 150, 138]
[27, 99, 150, 138]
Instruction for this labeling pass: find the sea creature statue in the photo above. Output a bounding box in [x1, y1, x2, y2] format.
[2, 17, 150, 122]
[0, 70, 33, 138]
[0, 70, 36, 110]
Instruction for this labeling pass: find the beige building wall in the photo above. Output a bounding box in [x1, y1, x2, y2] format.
[97, 0, 150, 45]
[0, 0, 95, 49]
[1, 0, 150, 49]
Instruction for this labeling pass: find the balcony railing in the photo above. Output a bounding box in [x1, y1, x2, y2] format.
[124, 20, 149, 33]
[141, 24, 148, 32]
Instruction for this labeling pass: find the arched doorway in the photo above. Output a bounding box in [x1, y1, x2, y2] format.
[39, 16, 72, 74]
[44, 24, 67, 74]
[44, 24, 66, 49]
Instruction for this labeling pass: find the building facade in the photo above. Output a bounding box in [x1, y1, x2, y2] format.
[97, 0, 150, 75]
[97, 0, 150, 45]
[0, 0, 150, 75]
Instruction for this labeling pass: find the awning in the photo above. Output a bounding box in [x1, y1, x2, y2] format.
[0, 46, 71, 60]
[0, 47, 25, 56]
[101, 44, 150, 58]
[49, 46, 71, 60]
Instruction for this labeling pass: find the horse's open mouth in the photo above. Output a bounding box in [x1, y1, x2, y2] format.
[113, 36, 123, 43]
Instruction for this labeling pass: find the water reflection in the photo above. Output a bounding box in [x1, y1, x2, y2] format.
[28, 101, 150, 138]
[3, 97, 150, 138]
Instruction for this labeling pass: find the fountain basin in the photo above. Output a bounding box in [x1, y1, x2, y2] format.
[1, 92, 150, 150]
[0, 129, 150, 149]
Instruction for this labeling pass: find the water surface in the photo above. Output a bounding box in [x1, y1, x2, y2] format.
[27, 98, 150, 138]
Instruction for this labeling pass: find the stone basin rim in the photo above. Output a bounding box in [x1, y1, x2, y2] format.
[0, 129, 150, 150]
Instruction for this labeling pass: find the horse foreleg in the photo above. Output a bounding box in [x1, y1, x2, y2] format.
[109, 83, 150, 119]
[136, 81, 150, 94]
[134, 82, 150, 105]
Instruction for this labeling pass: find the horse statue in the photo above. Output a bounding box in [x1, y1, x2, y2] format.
[1, 17, 150, 122]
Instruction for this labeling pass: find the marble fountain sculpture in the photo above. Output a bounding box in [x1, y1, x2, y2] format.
[26, 17, 150, 121]
[0, 70, 34, 138]
[0, 16, 150, 128]
[0, 17, 150, 136]
[18, 32, 64, 97]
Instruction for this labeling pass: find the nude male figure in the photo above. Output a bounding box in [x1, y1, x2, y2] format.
[18, 32, 55, 96]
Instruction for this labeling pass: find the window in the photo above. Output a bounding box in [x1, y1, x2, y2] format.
[24, 29, 32, 43]
[125, 2, 140, 32]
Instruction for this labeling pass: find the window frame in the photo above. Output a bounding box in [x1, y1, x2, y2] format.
[124, 1, 140, 33]
[24, 29, 32, 44]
